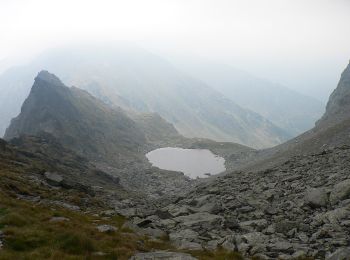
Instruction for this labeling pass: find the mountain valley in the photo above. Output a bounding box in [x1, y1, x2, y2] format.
[0, 58, 349, 260]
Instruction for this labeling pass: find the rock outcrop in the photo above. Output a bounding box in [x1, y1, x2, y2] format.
[319, 61, 350, 127]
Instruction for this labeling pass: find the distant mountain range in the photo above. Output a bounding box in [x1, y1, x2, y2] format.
[174, 59, 325, 136]
[0, 45, 292, 148]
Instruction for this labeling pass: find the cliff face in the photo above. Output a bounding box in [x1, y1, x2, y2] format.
[318, 61, 350, 127]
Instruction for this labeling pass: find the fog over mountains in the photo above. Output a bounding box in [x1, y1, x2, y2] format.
[2, 0, 350, 258]
[176, 59, 325, 136]
[1, 58, 350, 259]
[0, 45, 327, 148]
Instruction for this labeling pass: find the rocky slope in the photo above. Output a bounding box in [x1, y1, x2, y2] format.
[115, 62, 350, 259]
[128, 146, 349, 259]
[0, 137, 241, 259]
[3, 71, 195, 199]
[2, 59, 349, 259]
[0, 45, 290, 148]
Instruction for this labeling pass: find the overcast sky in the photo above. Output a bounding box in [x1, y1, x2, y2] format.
[1, 0, 349, 101]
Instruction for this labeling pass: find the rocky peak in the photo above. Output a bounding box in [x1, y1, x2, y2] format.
[318, 61, 350, 126]
[4, 71, 146, 161]
[35, 70, 65, 87]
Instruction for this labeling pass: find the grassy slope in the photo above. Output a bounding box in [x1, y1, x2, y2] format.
[0, 140, 242, 260]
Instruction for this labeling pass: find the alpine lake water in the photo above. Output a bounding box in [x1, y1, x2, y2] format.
[146, 147, 226, 179]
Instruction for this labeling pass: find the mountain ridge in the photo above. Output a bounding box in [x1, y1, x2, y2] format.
[174, 59, 325, 136]
[0, 46, 290, 148]
[4, 70, 147, 163]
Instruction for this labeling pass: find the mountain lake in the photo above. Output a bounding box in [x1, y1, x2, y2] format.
[146, 147, 226, 178]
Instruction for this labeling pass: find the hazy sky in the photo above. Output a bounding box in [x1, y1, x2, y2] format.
[1, 0, 350, 101]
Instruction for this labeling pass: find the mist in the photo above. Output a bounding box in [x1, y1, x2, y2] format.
[1, 0, 350, 101]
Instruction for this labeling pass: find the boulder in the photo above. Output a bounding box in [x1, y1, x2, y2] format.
[330, 179, 350, 204]
[44, 171, 63, 186]
[305, 188, 328, 208]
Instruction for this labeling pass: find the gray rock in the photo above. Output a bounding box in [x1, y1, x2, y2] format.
[241, 232, 268, 247]
[169, 229, 201, 250]
[133, 218, 153, 228]
[330, 179, 350, 205]
[44, 171, 63, 186]
[224, 218, 239, 230]
[97, 224, 118, 233]
[326, 247, 350, 260]
[275, 220, 296, 235]
[142, 227, 167, 239]
[206, 240, 219, 251]
[130, 251, 197, 260]
[218, 235, 236, 251]
[167, 205, 193, 217]
[115, 208, 138, 217]
[239, 219, 268, 232]
[325, 207, 350, 225]
[197, 202, 221, 214]
[269, 240, 293, 253]
[305, 187, 328, 208]
[173, 212, 223, 230]
[176, 241, 203, 251]
[169, 229, 199, 242]
[51, 201, 80, 211]
[122, 222, 141, 232]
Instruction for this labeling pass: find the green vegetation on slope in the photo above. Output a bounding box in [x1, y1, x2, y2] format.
[0, 138, 242, 259]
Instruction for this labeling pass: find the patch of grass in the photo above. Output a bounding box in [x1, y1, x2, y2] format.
[56, 231, 95, 254]
[5, 229, 48, 251]
[189, 248, 245, 260]
[1, 212, 28, 227]
[0, 149, 246, 260]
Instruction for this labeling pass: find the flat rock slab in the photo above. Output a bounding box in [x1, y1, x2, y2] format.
[44, 171, 63, 186]
[130, 251, 197, 260]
